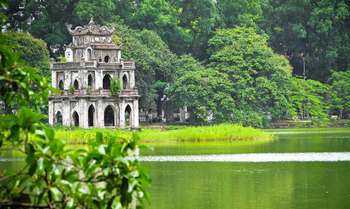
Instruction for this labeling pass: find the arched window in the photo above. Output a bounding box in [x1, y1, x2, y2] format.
[72, 111, 79, 127]
[88, 74, 93, 88]
[87, 48, 92, 61]
[88, 105, 95, 127]
[122, 74, 128, 89]
[104, 105, 115, 126]
[56, 111, 62, 125]
[73, 79, 79, 90]
[58, 80, 64, 90]
[125, 105, 132, 127]
[104, 56, 110, 63]
[103, 74, 111, 89]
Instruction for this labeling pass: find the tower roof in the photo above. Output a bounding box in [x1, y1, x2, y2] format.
[66, 17, 115, 36]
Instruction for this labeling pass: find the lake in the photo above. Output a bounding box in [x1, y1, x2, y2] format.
[142, 128, 350, 209]
[1, 128, 350, 209]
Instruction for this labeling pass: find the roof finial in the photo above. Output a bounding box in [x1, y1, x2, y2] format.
[89, 17, 95, 25]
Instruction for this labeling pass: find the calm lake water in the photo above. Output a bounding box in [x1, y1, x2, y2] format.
[1, 128, 350, 209]
[142, 128, 350, 209]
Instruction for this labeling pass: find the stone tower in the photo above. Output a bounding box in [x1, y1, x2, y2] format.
[48, 18, 139, 128]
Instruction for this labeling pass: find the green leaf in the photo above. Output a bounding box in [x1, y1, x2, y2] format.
[96, 132, 103, 143]
[45, 127, 55, 141]
[67, 198, 74, 208]
[98, 145, 107, 155]
[111, 196, 123, 209]
[28, 162, 37, 175]
[37, 157, 44, 171]
[49, 187, 62, 201]
[25, 143, 35, 155]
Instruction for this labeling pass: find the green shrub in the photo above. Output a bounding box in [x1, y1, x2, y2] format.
[69, 85, 75, 94]
[59, 55, 67, 63]
[0, 31, 50, 76]
[111, 79, 122, 96]
[0, 110, 149, 209]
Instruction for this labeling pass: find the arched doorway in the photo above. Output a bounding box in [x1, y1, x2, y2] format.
[55, 111, 62, 125]
[88, 74, 93, 88]
[103, 74, 111, 89]
[104, 56, 110, 63]
[72, 111, 79, 127]
[88, 105, 95, 127]
[122, 74, 128, 89]
[125, 105, 132, 127]
[104, 105, 115, 126]
[58, 80, 64, 90]
[73, 79, 79, 90]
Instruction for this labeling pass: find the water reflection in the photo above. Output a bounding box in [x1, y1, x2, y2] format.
[1, 128, 350, 209]
[140, 152, 350, 162]
[146, 162, 350, 209]
[142, 129, 350, 155]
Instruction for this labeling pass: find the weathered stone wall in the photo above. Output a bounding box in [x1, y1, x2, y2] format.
[49, 20, 139, 129]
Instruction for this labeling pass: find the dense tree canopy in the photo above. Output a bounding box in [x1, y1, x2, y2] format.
[261, 0, 350, 80]
[4, 0, 350, 81]
[2, 0, 350, 126]
[208, 27, 294, 126]
[6, 0, 80, 56]
[0, 31, 50, 76]
[329, 70, 350, 118]
[217, 0, 267, 27]
[113, 23, 177, 115]
[290, 78, 329, 125]
[75, 0, 116, 23]
[168, 55, 235, 124]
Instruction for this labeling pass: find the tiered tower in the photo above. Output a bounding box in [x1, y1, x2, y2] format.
[48, 18, 139, 128]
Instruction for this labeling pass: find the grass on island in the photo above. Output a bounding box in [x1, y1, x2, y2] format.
[54, 124, 272, 145]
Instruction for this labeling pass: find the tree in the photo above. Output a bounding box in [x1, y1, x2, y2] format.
[208, 27, 294, 126]
[329, 70, 350, 118]
[119, 0, 192, 55]
[74, 0, 116, 24]
[8, 0, 81, 57]
[290, 78, 329, 125]
[168, 55, 235, 124]
[261, 0, 350, 81]
[0, 31, 50, 76]
[217, 0, 267, 27]
[175, 0, 220, 59]
[0, 33, 49, 113]
[113, 23, 177, 116]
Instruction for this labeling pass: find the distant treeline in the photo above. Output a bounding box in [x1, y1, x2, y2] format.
[3, 0, 350, 127]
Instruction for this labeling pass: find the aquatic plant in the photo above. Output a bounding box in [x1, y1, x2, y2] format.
[54, 124, 271, 144]
[139, 124, 271, 143]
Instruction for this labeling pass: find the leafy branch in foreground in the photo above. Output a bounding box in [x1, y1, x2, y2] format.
[0, 116, 148, 209]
